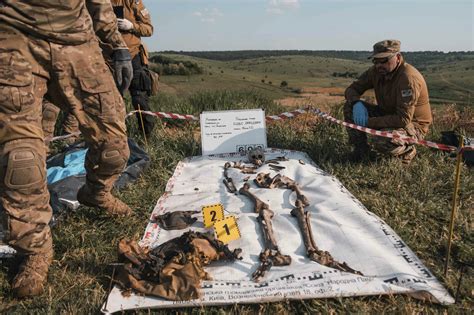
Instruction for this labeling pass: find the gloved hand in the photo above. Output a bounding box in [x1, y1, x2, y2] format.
[352, 101, 368, 126]
[112, 48, 133, 95]
[117, 18, 134, 31]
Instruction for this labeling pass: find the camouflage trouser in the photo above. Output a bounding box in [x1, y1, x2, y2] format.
[343, 101, 425, 160]
[42, 98, 80, 142]
[0, 25, 129, 255]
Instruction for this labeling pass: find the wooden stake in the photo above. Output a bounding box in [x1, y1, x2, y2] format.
[137, 103, 148, 147]
[444, 136, 464, 276]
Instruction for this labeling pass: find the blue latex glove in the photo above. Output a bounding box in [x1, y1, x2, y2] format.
[352, 101, 368, 126]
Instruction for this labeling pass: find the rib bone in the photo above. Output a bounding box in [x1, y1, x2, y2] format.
[239, 183, 291, 281]
[232, 161, 257, 174]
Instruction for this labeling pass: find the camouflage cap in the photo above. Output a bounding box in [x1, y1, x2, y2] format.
[368, 39, 401, 59]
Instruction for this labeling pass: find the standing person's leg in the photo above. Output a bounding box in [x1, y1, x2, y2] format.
[61, 110, 80, 144]
[0, 27, 53, 297]
[130, 55, 155, 136]
[42, 98, 61, 140]
[42, 97, 80, 149]
[47, 39, 131, 216]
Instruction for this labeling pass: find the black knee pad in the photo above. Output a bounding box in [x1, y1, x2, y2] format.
[4, 146, 45, 190]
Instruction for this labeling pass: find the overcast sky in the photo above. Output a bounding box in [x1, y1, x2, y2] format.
[141, 0, 473, 52]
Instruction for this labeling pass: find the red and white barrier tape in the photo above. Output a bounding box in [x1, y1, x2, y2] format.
[309, 108, 473, 153]
[126, 108, 309, 121]
[127, 110, 198, 121]
[50, 107, 474, 153]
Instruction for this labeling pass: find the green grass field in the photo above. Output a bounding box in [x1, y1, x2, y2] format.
[0, 54, 473, 314]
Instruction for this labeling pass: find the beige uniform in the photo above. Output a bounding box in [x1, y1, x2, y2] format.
[344, 57, 432, 158]
[111, 0, 156, 135]
[111, 0, 153, 59]
[0, 0, 130, 254]
[345, 57, 432, 133]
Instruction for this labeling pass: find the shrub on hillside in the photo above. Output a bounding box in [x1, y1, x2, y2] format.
[332, 71, 359, 78]
[148, 55, 203, 76]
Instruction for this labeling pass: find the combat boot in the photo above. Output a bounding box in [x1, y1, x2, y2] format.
[12, 249, 53, 298]
[348, 144, 376, 163]
[77, 185, 132, 217]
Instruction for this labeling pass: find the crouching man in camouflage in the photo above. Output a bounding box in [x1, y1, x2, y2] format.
[344, 40, 432, 163]
[0, 0, 133, 298]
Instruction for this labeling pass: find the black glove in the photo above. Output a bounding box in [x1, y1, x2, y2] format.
[112, 48, 133, 95]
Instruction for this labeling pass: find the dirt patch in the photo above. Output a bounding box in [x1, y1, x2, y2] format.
[275, 86, 345, 112]
[302, 87, 345, 95]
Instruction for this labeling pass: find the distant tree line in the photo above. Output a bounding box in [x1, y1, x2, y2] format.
[148, 55, 203, 75]
[161, 50, 370, 62]
[159, 50, 474, 68]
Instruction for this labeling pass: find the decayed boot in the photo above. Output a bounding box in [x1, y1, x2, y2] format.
[12, 249, 54, 298]
[401, 146, 417, 164]
[77, 184, 132, 217]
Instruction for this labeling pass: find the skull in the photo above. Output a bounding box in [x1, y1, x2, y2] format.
[248, 147, 265, 166]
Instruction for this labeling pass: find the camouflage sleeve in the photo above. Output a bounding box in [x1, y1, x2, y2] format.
[344, 68, 374, 104]
[86, 0, 128, 50]
[368, 74, 419, 129]
[131, 0, 153, 37]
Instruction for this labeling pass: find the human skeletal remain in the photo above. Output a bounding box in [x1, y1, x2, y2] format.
[265, 156, 289, 164]
[223, 162, 237, 193]
[229, 161, 257, 174]
[247, 147, 265, 166]
[254, 173, 309, 206]
[290, 199, 362, 275]
[269, 164, 285, 171]
[255, 172, 362, 275]
[239, 183, 291, 281]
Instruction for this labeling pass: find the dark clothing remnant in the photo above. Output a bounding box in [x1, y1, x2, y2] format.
[116, 231, 242, 301]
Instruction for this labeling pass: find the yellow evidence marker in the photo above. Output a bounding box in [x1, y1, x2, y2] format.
[202, 203, 225, 228]
[214, 216, 241, 244]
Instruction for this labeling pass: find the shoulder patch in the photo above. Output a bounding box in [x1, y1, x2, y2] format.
[141, 8, 149, 16]
[401, 89, 413, 98]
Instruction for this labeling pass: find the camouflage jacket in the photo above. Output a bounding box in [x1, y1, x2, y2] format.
[345, 56, 432, 134]
[111, 0, 153, 58]
[0, 0, 127, 50]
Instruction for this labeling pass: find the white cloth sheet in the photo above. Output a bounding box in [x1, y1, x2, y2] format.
[102, 149, 453, 313]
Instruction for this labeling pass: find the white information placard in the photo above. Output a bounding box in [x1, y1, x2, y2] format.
[200, 109, 267, 155]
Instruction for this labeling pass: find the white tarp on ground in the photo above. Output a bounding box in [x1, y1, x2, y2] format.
[102, 149, 453, 313]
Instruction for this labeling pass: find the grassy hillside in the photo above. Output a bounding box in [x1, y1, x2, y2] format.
[0, 55, 473, 313]
[152, 52, 474, 107]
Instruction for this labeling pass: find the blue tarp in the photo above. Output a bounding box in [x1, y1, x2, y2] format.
[47, 149, 88, 184]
